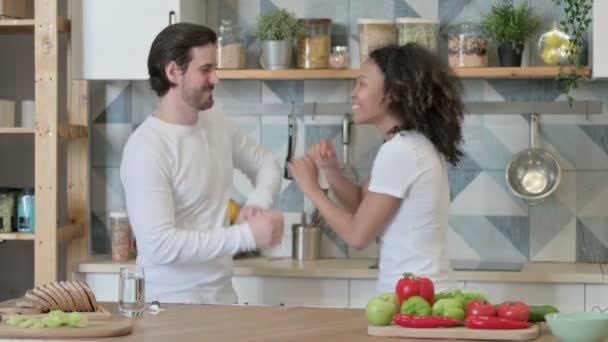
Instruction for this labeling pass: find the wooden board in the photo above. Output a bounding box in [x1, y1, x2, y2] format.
[368, 324, 540, 341]
[0, 320, 133, 339]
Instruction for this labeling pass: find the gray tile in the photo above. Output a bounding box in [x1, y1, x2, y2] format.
[579, 125, 608, 157]
[486, 215, 530, 258]
[262, 81, 304, 103]
[94, 83, 132, 124]
[486, 79, 561, 102]
[576, 218, 608, 263]
[530, 195, 574, 258]
[91, 124, 134, 168]
[91, 211, 111, 255]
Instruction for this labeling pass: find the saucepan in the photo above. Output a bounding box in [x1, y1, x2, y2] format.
[506, 114, 561, 205]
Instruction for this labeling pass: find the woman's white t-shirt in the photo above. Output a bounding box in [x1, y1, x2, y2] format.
[368, 131, 452, 294]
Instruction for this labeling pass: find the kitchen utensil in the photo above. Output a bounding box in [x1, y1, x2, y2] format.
[292, 224, 321, 261]
[368, 324, 539, 340]
[506, 114, 561, 205]
[284, 104, 295, 179]
[341, 114, 355, 180]
[545, 312, 608, 342]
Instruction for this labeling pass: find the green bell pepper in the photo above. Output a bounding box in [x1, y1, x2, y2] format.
[400, 296, 432, 316]
[432, 298, 466, 321]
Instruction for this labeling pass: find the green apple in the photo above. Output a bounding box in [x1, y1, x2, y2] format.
[366, 293, 398, 326]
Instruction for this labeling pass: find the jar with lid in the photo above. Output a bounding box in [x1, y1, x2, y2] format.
[17, 188, 35, 233]
[297, 19, 331, 69]
[447, 20, 488, 67]
[217, 19, 246, 69]
[329, 46, 351, 69]
[0, 188, 17, 233]
[358, 19, 397, 63]
[110, 211, 132, 262]
[396, 17, 439, 53]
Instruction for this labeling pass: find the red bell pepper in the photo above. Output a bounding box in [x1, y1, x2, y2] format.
[395, 273, 435, 308]
[465, 315, 533, 330]
[394, 314, 463, 328]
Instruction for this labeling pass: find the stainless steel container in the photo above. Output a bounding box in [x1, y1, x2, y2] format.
[292, 224, 321, 261]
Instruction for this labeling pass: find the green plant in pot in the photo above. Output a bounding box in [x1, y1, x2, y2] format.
[255, 8, 303, 69]
[552, 0, 592, 106]
[481, 0, 542, 67]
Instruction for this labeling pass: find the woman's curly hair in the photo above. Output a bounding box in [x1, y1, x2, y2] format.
[369, 44, 465, 166]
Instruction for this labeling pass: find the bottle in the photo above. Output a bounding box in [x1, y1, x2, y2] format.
[217, 19, 245, 69]
[17, 188, 35, 233]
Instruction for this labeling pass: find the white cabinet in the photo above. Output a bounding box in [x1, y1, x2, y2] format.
[71, 0, 207, 80]
[592, 0, 608, 78]
[232, 276, 349, 308]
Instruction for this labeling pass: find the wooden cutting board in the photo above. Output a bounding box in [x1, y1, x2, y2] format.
[368, 324, 540, 341]
[0, 320, 133, 339]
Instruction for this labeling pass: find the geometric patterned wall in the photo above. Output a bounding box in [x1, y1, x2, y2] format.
[89, 0, 608, 263]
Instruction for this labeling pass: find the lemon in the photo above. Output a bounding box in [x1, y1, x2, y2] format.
[544, 31, 564, 48]
[228, 199, 241, 224]
[541, 48, 561, 65]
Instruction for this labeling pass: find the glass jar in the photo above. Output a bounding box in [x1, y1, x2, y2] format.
[447, 20, 488, 67]
[358, 19, 397, 63]
[329, 46, 351, 69]
[217, 19, 246, 69]
[0, 188, 17, 233]
[297, 19, 331, 69]
[110, 211, 132, 262]
[396, 17, 439, 53]
[17, 187, 35, 233]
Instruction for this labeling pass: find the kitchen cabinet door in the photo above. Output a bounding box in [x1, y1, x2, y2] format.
[71, 0, 206, 80]
[233, 276, 349, 308]
[592, 0, 607, 78]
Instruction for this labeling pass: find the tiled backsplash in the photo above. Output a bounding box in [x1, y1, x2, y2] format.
[90, 0, 608, 263]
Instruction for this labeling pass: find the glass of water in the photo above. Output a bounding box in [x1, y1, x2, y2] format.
[119, 266, 145, 317]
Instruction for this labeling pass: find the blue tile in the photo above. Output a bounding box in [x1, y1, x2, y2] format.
[275, 181, 304, 212]
[576, 218, 608, 262]
[448, 168, 481, 201]
[438, 0, 469, 25]
[530, 195, 574, 257]
[486, 215, 530, 258]
[394, 0, 420, 17]
[263, 81, 304, 103]
[486, 80, 561, 102]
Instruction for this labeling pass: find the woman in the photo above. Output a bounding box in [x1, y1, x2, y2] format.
[289, 44, 464, 293]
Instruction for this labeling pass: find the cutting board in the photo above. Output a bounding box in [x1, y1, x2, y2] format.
[0, 299, 111, 321]
[368, 324, 540, 341]
[0, 320, 134, 339]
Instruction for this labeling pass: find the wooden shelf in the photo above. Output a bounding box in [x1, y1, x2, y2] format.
[0, 16, 69, 33]
[0, 232, 35, 241]
[0, 127, 35, 134]
[216, 67, 592, 80]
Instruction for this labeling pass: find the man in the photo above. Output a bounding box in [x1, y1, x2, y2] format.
[120, 23, 284, 304]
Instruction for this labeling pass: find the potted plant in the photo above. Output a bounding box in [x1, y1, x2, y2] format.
[481, 0, 542, 67]
[255, 9, 303, 70]
[552, 0, 593, 106]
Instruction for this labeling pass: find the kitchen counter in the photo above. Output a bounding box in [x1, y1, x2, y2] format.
[72, 303, 558, 342]
[75, 256, 607, 284]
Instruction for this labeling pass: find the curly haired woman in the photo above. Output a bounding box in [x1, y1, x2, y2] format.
[289, 44, 465, 294]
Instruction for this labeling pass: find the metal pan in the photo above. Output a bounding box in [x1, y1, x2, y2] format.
[506, 114, 561, 205]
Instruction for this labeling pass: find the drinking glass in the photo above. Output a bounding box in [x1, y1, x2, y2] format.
[119, 266, 145, 317]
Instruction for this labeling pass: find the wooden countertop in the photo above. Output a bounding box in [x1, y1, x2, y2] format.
[75, 256, 607, 284]
[93, 304, 558, 342]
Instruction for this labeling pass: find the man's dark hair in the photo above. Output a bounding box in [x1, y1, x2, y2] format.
[147, 23, 217, 97]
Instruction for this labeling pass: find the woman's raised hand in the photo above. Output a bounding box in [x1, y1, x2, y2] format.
[307, 140, 339, 170]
